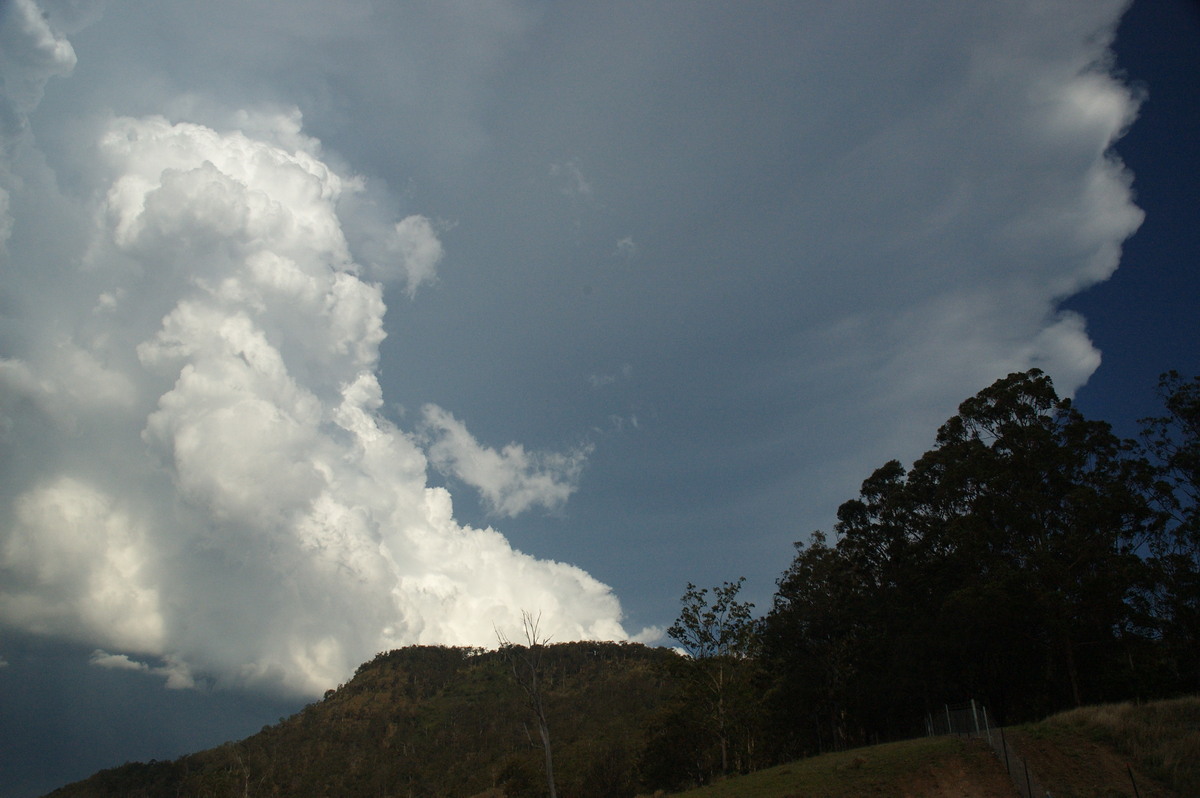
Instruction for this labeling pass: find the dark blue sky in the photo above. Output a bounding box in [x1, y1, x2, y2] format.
[1069, 0, 1200, 435]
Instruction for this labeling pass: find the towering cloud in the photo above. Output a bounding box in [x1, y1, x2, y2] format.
[0, 14, 626, 696]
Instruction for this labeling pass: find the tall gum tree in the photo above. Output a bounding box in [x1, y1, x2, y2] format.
[667, 579, 758, 778]
[764, 369, 1167, 750]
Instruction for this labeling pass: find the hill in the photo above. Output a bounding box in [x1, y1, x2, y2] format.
[42, 642, 1199, 798]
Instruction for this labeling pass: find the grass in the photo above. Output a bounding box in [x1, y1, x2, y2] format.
[662, 691, 1195, 796]
[1033, 695, 1200, 796]
[661, 735, 1013, 798]
[655, 696, 1200, 798]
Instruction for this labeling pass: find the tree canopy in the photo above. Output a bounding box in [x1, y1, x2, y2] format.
[762, 369, 1197, 756]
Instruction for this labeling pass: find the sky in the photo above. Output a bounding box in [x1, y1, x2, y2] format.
[0, 0, 1196, 794]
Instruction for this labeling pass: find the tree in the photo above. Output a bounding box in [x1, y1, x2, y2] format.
[1139, 371, 1200, 690]
[499, 611, 558, 798]
[763, 370, 1166, 749]
[762, 531, 870, 755]
[666, 579, 758, 777]
[918, 370, 1158, 713]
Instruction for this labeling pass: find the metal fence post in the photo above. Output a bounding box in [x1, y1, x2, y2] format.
[1127, 763, 1142, 798]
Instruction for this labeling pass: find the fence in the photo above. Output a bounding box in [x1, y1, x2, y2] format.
[927, 701, 1048, 798]
[925, 699, 994, 740]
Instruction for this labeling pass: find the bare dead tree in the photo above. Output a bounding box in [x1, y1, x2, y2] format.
[498, 611, 557, 798]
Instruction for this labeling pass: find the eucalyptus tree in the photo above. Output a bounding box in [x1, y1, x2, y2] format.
[1139, 371, 1200, 690]
[667, 578, 759, 777]
[764, 369, 1165, 747]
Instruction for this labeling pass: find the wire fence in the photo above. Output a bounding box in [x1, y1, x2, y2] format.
[926, 700, 1049, 798]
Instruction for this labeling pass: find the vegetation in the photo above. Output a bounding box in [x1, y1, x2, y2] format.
[45, 370, 1200, 797]
[1023, 695, 1200, 796]
[759, 370, 1199, 759]
[671, 736, 1016, 798]
[497, 612, 559, 798]
[668, 696, 1196, 798]
[47, 643, 681, 798]
[662, 579, 760, 780]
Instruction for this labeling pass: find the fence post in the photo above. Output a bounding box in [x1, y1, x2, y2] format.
[945, 704, 952, 735]
[970, 699, 980, 736]
[1127, 763, 1142, 798]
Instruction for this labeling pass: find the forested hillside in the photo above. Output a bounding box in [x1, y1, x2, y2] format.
[45, 370, 1200, 797]
[46, 642, 684, 797]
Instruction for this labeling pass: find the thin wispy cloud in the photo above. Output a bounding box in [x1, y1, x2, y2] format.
[551, 159, 593, 199]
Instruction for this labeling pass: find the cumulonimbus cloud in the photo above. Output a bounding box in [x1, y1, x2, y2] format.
[0, 14, 628, 697]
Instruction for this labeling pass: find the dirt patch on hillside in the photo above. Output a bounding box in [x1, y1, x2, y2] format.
[894, 739, 1018, 798]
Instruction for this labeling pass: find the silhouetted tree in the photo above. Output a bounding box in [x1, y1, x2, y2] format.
[1140, 371, 1200, 690]
[764, 370, 1166, 750]
[667, 579, 759, 777]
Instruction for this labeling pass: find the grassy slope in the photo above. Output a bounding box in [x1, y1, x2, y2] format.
[666, 736, 1016, 798]
[668, 696, 1198, 798]
[1012, 696, 1199, 798]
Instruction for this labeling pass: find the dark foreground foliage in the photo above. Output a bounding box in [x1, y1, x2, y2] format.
[759, 369, 1200, 760]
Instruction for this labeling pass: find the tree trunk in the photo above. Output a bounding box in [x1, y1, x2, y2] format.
[1063, 629, 1082, 707]
[537, 716, 557, 798]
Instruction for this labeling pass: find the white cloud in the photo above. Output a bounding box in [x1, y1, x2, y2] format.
[89, 650, 149, 671]
[90, 649, 196, 689]
[1, 479, 164, 654]
[0, 0, 76, 252]
[421, 404, 592, 517]
[0, 58, 628, 696]
[383, 215, 444, 296]
[0, 0, 76, 125]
